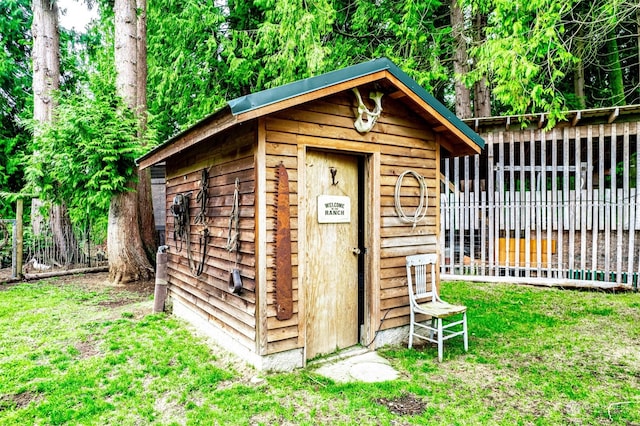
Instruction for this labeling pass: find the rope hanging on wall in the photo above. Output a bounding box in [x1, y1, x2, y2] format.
[394, 170, 428, 229]
[187, 228, 209, 277]
[194, 168, 209, 225]
[226, 178, 240, 253]
[170, 168, 210, 278]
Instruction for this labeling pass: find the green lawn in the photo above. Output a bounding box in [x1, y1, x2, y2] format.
[0, 276, 638, 425]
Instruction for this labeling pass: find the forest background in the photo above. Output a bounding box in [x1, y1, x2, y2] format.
[1, 0, 639, 282]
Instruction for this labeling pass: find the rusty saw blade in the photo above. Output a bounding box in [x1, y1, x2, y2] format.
[275, 163, 293, 320]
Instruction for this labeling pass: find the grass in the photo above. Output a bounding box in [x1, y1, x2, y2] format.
[0, 277, 638, 425]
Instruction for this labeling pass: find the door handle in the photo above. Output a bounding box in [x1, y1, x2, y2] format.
[352, 247, 361, 255]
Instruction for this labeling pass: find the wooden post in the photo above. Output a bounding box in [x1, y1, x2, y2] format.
[487, 132, 495, 275]
[543, 129, 551, 275]
[455, 157, 462, 270]
[153, 246, 168, 313]
[509, 132, 517, 273]
[16, 198, 23, 279]
[464, 155, 470, 271]
[522, 131, 530, 277]
[445, 159, 453, 272]
[607, 125, 616, 282]
[531, 129, 540, 276]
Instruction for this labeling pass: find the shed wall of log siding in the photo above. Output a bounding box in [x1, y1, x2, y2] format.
[162, 89, 442, 357]
[165, 122, 259, 352]
[262, 90, 439, 352]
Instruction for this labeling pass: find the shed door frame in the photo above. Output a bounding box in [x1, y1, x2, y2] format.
[298, 146, 378, 363]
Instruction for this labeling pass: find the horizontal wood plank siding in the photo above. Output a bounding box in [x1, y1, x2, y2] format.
[262, 105, 301, 354]
[165, 122, 259, 351]
[162, 86, 449, 358]
[262, 91, 438, 346]
[378, 123, 437, 332]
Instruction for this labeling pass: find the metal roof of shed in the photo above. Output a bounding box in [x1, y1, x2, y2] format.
[138, 58, 484, 169]
[228, 59, 478, 147]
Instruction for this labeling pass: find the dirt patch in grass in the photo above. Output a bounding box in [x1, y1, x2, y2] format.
[1, 270, 155, 297]
[0, 282, 18, 291]
[376, 393, 426, 416]
[0, 391, 41, 411]
[53, 271, 155, 295]
[154, 394, 187, 426]
[53, 272, 155, 313]
[0, 268, 18, 290]
[0, 267, 13, 283]
[96, 297, 141, 308]
[75, 339, 100, 359]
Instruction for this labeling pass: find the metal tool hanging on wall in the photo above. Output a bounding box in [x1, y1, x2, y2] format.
[330, 167, 339, 185]
[170, 192, 190, 252]
[189, 228, 209, 277]
[274, 163, 293, 320]
[226, 177, 243, 294]
[188, 169, 210, 277]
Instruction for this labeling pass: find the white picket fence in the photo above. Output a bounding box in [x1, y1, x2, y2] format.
[441, 118, 640, 289]
[442, 189, 640, 232]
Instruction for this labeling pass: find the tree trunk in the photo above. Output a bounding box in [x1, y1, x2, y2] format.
[115, 0, 137, 107]
[32, 0, 59, 123]
[473, 77, 491, 117]
[472, 12, 491, 117]
[137, 169, 156, 264]
[108, 183, 153, 283]
[607, 30, 625, 106]
[109, 0, 152, 284]
[32, 0, 78, 265]
[637, 7, 640, 103]
[49, 204, 77, 264]
[451, 0, 472, 119]
[573, 35, 586, 110]
[136, 0, 147, 124]
[135, 0, 157, 262]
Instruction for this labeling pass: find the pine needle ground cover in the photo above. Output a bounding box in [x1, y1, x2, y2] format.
[0, 275, 638, 425]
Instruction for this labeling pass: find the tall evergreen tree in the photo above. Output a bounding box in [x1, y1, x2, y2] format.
[451, 0, 472, 119]
[135, 0, 156, 262]
[607, 32, 626, 106]
[32, 0, 81, 264]
[0, 0, 31, 217]
[107, 0, 153, 284]
[146, 0, 228, 141]
[472, 10, 491, 117]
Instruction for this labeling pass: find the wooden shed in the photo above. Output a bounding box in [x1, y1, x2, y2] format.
[137, 58, 484, 370]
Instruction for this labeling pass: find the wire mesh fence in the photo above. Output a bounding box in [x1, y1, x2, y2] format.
[0, 220, 17, 279]
[24, 220, 107, 274]
[0, 200, 108, 281]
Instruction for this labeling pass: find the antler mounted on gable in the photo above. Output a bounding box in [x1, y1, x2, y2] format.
[352, 88, 383, 133]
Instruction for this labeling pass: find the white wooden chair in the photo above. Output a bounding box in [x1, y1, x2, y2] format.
[406, 253, 468, 362]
